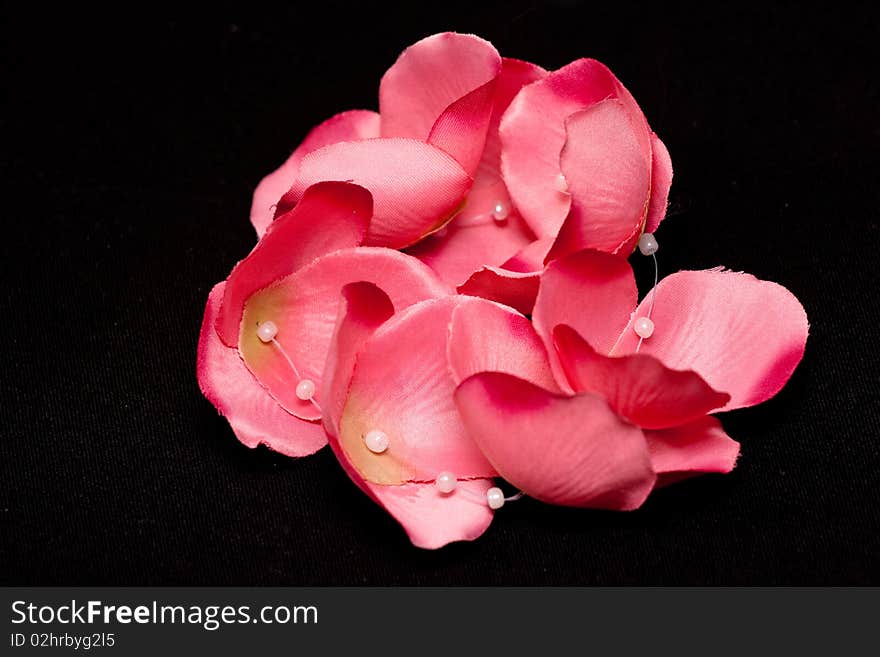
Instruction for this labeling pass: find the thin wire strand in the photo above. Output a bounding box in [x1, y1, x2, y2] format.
[635, 251, 659, 353]
[270, 337, 323, 414]
[456, 485, 525, 505]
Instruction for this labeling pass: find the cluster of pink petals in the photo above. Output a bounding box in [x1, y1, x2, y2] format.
[198, 33, 809, 548]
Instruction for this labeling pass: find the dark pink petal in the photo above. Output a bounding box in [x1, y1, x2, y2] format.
[448, 297, 559, 392]
[644, 416, 740, 486]
[287, 138, 472, 249]
[644, 133, 673, 234]
[406, 59, 546, 286]
[500, 58, 624, 239]
[479, 58, 549, 178]
[456, 266, 540, 316]
[427, 80, 497, 176]
[336, 297, 496, 485]
[547, 99, 652, 259]
[613, 269, 809, 410]
[197, 283, 326, 457]
[249, 110, 380, 237]
[239, 248, 450, 421]
[379, 32, 501, 174]
[553, 325, 730, 429]
[321, 282, 395, 435]
[502, 237, 555, 273]
[455, 373, 656, 509]
[533, 249, 638, 388]
[216, 181, 372, 347]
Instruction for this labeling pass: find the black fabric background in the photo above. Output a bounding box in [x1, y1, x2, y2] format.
[2, 1, 878, 585]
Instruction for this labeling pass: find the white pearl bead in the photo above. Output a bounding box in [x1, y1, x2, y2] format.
[256, 321, 278, 343]
[435, 472, 457, 494]
[487, 487, 505, 510]
[295, 379, 316, 401]
[492, 201, 510, 222]
[638, 232, 659, 256]
[555, 172, 568, 192]
[364, 429, 389, 454]
[634, 317, 655, 339]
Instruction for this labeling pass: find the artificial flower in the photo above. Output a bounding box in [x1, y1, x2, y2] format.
[454, 249, 808, 507]
[197, 181, 450, 456]
[196, 32, 808, 550]
[246, 32, 671, 292]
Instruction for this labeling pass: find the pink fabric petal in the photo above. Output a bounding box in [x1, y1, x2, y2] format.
[379, 32, 501, 172]
[249, 110, 380, 237]
[612, 269, 809, 410]
[239, 248, 450, 421]
[644, 416, 740, 486]
[547, 99, 652, 259]
[321, 282, 493, 549]
[197, 282, 326, 457]
[645, 133, 673, 234]
[330, 424, 495, 547]
[406, 188, 536, 287]
[533, 249, 638, 389]
[455, 373, 656, 509]
[427, 79, 497, 175]
[502, 236, 554, 273]
[362, 479, 495, 549]
[287, 138, 472, 249]
[456, 266, 540, 316]
[216, 181, 372, 347]
[553, 325, 730, 429]
[406, 60, 546, 286]
[448, 297, 559, 392]
[337, 297, 496, 485]
[500, 59, 624, 239]
[321, 282, 395, 435]
[477, 58, 548, 182]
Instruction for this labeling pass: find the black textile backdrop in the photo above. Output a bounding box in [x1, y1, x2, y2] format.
[2, 2, 878, 585]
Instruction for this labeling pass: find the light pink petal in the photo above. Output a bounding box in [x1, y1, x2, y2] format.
[328, 427, 495, 547]
[553, 325, 730, 429]
[321, 282, 395, 435]
[287, 138, 472, 249]
[363, 479, 495, 549]
[216, 181, 372, 347]
[249, 110, 381, 237]
[456, 266, 540, 316]
[644, 416, 740, 487]
[407, 207, 535, 288]
[321, 283, 494, 549]
[197, 282, 326, 457]
[533, 249, 638, 389]
[613, 269, 809, 410]
[500, 58, 623, 239]
[645, 133, 673, 234]
[337, 297, 496, 485]
[379, 32, 501, 170]
[547, 99, 652, 259]
[448, 297, 559, 392]
[455, 373, 656, 509]
[238, 248, 450, 421]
